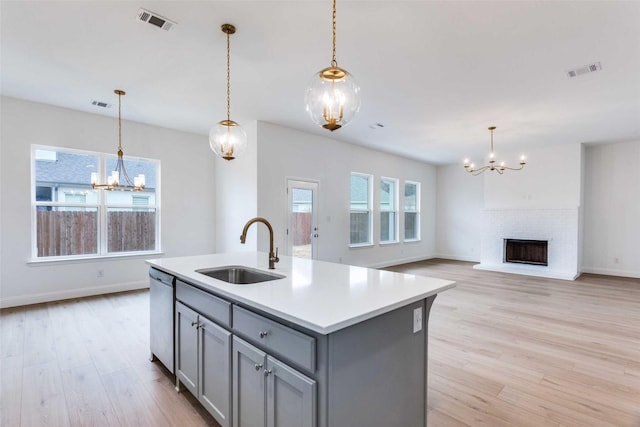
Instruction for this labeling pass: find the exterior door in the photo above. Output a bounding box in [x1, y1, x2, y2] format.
[286, 180, 319, 259]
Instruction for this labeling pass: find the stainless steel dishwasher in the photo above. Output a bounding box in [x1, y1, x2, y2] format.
[149, 267, 175, 374]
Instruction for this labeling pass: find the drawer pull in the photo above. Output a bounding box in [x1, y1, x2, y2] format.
[254, 363, 263, 371]
[259, 331, 269, 338]
[264, 369, 272, 377]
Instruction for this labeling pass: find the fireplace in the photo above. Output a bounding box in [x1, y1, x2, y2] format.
[504, 239, 548, 266]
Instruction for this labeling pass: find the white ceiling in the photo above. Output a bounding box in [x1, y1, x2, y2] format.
[2, 1, 639, 165]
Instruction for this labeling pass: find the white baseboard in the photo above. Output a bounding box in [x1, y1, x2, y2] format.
[580, 267, 640, 279]
[0, 281, 149, 309]
[431, 253, 480, 263]
[367, 255, 434, 269]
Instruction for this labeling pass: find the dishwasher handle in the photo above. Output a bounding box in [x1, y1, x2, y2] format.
[149, 268, 175, 286]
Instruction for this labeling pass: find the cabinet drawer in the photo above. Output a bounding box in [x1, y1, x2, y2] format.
[232, 305, 315, 372]
[176, 281, 231, 328]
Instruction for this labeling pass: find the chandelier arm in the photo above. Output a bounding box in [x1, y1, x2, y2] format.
[500, 164, 525, 171]
[468, 165, 491, 176]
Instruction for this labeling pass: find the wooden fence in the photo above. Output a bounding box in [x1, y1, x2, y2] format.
[37, 210, 155, 257]
[292, 212, 312, 245]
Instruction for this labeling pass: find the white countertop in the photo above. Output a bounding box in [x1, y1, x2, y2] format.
[146, 252, 455, 335]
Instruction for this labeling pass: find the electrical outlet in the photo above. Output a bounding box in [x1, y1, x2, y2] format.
[97, 269, 104, 278]
[413, 307, 422, 333]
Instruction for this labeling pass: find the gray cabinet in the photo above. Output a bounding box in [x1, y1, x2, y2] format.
[176, 301, 232, 427]
[233, 336, 316, 427]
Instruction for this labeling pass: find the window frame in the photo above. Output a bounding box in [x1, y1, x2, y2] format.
[379, 176, 399, 245]
[403, 180, 421, 242]
[349, 172, 373, 247]
[31, 144, 161, 261]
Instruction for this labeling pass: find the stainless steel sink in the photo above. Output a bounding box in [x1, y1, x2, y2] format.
[196, 266, 285, 285]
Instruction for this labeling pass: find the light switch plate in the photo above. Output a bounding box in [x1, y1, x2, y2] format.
[413, 307, 423, 333]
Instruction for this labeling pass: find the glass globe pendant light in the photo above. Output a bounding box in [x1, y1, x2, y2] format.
[209, 23, 247, 160]
[305, 0, 360, 131]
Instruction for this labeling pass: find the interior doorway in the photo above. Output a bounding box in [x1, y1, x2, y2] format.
[286, 179, 319, 259]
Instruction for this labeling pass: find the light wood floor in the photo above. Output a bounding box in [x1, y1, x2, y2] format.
[1, 259, 638, 426]
[386, 260, 640, 427]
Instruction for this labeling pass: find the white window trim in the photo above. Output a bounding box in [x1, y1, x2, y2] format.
[379, 176, 399, 244]
[349, 172, 373, 247]
[31, 144, 161, 261]
[403, 180, 421, 242]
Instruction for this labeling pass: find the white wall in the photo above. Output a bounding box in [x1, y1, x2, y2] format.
[255, 122, 437, 268]
[435, 164, 483, 262]
[0, 96, 216, 307]
[214, 121, 258, 253]
[484, 143, 582, 209]
[582, 140, 640, 277]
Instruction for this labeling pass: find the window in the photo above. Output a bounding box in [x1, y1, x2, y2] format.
[404, 181, 420, 241]
[350, 173, 372, 246]
[380, 177, 398, 243]
[32, 145, 160, 259]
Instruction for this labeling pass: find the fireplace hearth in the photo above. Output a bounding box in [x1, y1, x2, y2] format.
[504, 239, 548, 266]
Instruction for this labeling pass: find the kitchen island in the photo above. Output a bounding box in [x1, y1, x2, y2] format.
[147, 252, 454, 427]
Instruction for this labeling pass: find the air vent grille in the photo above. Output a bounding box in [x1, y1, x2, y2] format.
[567, 62, 602, 78]
[91, 101, 111, 108]
[136, 8, 176, 31]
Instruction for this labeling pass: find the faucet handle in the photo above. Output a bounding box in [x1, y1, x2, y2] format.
[274, 247, 279, 263]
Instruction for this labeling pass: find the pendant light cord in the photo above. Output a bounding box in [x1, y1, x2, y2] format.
[331, 0, 337, 68]
[490, 127, 494, 154]
[117, 91, 123, 152]
[226, 30, 231, 122]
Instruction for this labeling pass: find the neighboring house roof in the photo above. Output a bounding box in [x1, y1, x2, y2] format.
[36, 151, 157, 188]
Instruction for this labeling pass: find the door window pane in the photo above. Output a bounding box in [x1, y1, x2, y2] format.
[291, 188, 313, 259]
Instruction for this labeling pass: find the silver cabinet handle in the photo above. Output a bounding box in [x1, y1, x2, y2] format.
[264, 369, 272, 377]
[259, 331, 269, 338]
[191, 320, 198, 327]
[254, 363, 263, 371]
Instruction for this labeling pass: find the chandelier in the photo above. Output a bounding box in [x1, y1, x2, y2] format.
[91, 90, 145, 191]
[304, 0, 360, 131]
[464, 126, 526, 175]
[209, 23, 247, 160]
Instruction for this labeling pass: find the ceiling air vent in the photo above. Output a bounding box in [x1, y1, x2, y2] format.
[136, 8, 176, 31]
[566, 62, 602, 78]
[91, 100, 111, 108]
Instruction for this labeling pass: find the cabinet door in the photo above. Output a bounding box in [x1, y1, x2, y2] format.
[266, 356, 316, 427]
[233, 337, 266, 427]
[175, 302, 198, 396]
[199, 315, 232, 427]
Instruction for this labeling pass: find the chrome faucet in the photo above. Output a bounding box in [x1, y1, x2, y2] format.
[240, 217, 279, 269]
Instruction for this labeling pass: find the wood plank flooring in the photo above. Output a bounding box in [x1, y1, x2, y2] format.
[385, 259, 640, 427]
[0, 290, 217, 427]
[1, 259, 638, 426]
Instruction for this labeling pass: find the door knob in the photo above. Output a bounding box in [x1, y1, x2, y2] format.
[254, 363, 263, 371]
